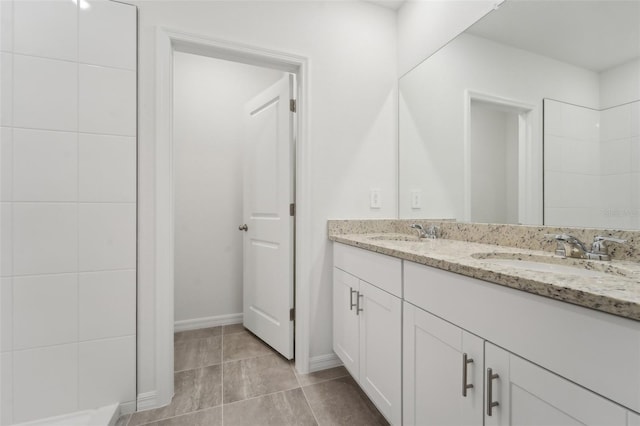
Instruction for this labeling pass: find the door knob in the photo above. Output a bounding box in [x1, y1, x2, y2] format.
[238, 224, 248, 231]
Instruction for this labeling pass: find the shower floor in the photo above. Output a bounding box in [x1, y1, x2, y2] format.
[117, 325, 387, 426]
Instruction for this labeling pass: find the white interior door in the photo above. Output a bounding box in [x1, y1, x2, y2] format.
[241, 74, 294, 359]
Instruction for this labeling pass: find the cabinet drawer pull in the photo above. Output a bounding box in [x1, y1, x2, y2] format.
[349, 288, 357, 311]
[486, 368, 500, 416]
[356, 292, 364, 315]
[462, 353, 474, 397]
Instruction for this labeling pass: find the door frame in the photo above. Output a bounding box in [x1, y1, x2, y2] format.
[154, 27, 310, 406]
[462, 90, 540, 225]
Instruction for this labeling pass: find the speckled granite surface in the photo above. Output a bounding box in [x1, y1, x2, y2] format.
[328, 220, 640, 321]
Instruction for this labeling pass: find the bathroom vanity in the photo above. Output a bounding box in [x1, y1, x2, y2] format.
[330, 221, 640, 426]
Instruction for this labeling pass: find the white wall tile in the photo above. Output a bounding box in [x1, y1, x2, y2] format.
[602, 174, 633, 207]
[562, 104, 599, 142]
[543, 134, 563, 172]
[79, 65, 136, 136]
[79, 134, 136, 202]
[0, 351, 12, 426]
[13, 55, 78, 132]
[13, 204, 78, 275]
[13, 344, 78, 423]
[601, 138, 631, 175]
[78, 336, 135, 409]
[1, 52, 11, 127]
[13, 129, 78, 202]
[1, 278, 11, 352]
[79, 1, 137, 70]
[79, 203, 136, 271]
[79, 270, 135, 341]
[0, 1, 12, 53]
[601, 103, 632, 142]
[1, 127, 11, 201]
[13, 0, 77, 61]
[543, 99, 562, 137]
[0, 203, 11, 277]
[13, 274, 78, 350]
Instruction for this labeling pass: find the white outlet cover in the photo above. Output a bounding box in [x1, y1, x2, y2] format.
[370, 188, 381, 209]
[411, 189, 421, 209]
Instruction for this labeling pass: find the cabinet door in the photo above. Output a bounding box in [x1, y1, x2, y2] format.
[629, 411, 640, 426]
[359, 280, 402, 425]
[403, 302, 484, 426]
[485, 343, 628, 426]
[332, 268, 360, 378]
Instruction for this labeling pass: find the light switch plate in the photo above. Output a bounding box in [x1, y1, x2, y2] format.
[370, 188, 381, 209]
[411, 190, 421, 209]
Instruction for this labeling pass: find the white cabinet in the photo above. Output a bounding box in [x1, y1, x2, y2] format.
[484, 342, 628, 426]
[359, 280, 402, 424]
[332, 268, 359, 377]
[333, 243, 402, 425]
[403, 302, 483, 426]
[334, 242, 640, 425]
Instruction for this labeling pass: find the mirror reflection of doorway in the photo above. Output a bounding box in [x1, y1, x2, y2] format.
[465, 94, 535, 225]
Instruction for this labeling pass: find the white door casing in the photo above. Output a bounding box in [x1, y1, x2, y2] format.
[242, 74, 295, 359]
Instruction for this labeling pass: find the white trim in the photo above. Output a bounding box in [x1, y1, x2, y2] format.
[136, 391, 159, 411]
[309, 353, 343, 373]
[13, 404, 119, 426]
[174, 313, 243, 332]
[154, 28, 312, 403]
[117, 401, 136, 416]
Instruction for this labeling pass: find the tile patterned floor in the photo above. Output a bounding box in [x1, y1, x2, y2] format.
[117, 325, 388, 426]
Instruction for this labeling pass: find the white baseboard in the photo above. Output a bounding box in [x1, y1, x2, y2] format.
[309, 353, 343, 373]
[117, 401, 136, 416]
[136, 391, 159, 411]
[174, 313, 243, 332]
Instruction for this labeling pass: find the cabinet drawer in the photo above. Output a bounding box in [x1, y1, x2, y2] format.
[334, 243, 402, 297]
[404, 260, 640, 413]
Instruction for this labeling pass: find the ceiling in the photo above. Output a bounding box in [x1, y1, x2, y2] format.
[364, 0, 406, 11]
[466, 0, 640, 72]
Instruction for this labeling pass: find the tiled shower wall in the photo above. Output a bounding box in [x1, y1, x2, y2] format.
[0, 1, 137, 423]
[544, 98, 640, 230]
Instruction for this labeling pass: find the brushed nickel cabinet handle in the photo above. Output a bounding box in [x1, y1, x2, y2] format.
[238, 224, 248, 231]
[356, 292, 364, 315]
[349, 288, 357, 311]
[462, 353, 474, 397]
[486, 368, 500, 416]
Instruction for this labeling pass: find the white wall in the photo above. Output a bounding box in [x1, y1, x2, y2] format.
[0, 1, 137, 423]
[600, 58, 640, 109]
[173, 52, 282, 324]
[399, 33, 600, 222]
[397, 0, 497, 76]
[130, 0, 397, 400]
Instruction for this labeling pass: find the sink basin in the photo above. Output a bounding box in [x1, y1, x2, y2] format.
[471, 252, 633, 279]
[368, 234, 420, 242]
[483, 258, 606, 278]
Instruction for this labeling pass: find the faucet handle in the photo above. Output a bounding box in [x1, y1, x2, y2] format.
[591, 235, 626, 259]
[593, 235, 626, 244]
[544, 233, 573, 241]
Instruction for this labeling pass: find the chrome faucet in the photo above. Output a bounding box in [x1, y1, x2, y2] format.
[546, 234, 626, 261]
[410, 223, 438, 239]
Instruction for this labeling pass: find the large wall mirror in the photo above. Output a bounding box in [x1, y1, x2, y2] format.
[399, 0, 640, 229]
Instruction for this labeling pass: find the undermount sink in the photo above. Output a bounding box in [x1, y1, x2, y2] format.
[472, 252, 633, 279]
[368, 234, 421, 242]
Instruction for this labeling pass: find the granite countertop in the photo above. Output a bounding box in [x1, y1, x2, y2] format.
[330, 232, 640, 322]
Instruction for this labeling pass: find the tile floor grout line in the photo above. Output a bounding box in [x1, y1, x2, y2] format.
[223, 384, 303, 408]
[135, 404, 224, 426]
[299, 381, 322, 426]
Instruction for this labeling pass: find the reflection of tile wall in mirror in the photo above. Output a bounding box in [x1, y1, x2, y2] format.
[544, 99, 640, 230]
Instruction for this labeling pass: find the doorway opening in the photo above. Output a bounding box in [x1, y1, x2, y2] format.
[155, 29, 310, 408]
[463, 91, 539, 225]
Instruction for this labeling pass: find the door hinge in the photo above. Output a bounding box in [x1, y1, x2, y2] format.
[290, 203, 295, 217]
[289, 308, 295, 321]
[289, 99, 296, 113]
